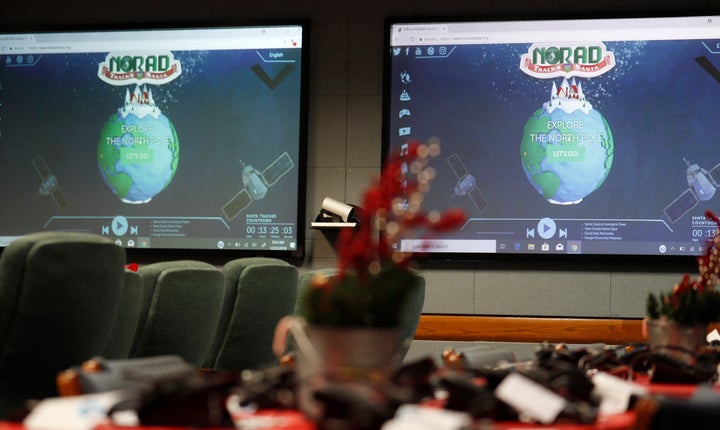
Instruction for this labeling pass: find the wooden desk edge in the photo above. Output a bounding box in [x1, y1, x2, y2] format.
[415, 315, 648, 345]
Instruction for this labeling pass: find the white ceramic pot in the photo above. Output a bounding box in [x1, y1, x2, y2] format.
[645, 318, 707, 366]
[295, 325, 402, 419]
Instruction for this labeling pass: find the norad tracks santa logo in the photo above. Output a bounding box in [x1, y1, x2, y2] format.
[96, 52, 181, 204]
[519, 42, 615, 205]
[519, 42, 615, 79]
[98, 52, 182, 85]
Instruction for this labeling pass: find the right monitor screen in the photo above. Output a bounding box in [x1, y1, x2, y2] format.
[384, 15, 720, 258]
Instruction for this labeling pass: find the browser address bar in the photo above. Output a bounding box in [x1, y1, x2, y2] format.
[395, 26, 720, 46]
[2, 37, 300, 54]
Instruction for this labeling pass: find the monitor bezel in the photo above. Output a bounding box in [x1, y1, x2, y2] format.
[381, 11, 720, 268]
[0, 19, 311, 264]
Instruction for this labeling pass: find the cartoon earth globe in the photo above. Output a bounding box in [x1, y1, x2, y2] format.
[520, 78, 614, 204]
[98, 85, 179, 203]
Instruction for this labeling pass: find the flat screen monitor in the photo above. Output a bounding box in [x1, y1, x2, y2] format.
[383, 14, 720, 260]
[0, 22, 308, 258]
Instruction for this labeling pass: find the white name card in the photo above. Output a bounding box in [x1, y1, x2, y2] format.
[495, 372, 567, 424]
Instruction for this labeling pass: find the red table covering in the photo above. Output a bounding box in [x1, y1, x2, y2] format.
[2, 375, 717, 430]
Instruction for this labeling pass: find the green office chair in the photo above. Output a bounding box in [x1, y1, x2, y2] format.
[636, 387, 720, 430]
[295, 268, 339, 320]
[203, 257, 298, 371]
[0, 231, 125, 417]
[131, 260, 224, 368]
[103, 269, 143, 359]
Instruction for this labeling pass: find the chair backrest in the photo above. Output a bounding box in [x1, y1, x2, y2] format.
[642, 389, 720, 429]
[103, 269, 143, 359]
[0, 231, 126, 404]
[295, 268, 339, 319]
[131, 260, 224, 368]
[204, 258, 298, 371]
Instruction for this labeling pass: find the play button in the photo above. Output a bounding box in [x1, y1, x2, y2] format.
[112, 215, 129, 236]
[537, 217, 557, 239]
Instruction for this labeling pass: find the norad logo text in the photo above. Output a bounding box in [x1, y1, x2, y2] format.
[519, 42, 615, 79]
[98, 52, 182, 86]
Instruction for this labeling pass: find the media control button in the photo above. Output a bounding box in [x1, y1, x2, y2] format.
[537, 217, 557, 239]
[111, 215, 128, 236]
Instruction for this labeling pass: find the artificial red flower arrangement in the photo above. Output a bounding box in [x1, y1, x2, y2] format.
[302, 140, 466, 327]
[646, 209, 720, 326]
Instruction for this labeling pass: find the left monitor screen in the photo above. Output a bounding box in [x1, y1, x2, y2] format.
[0, 24, 307, 256]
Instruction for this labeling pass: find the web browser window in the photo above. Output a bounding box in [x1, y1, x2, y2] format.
[385, 15, 720, 257]
[0, 24, 307, 256]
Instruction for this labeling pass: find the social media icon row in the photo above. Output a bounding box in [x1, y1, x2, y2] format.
[392, 46, 448, 56]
